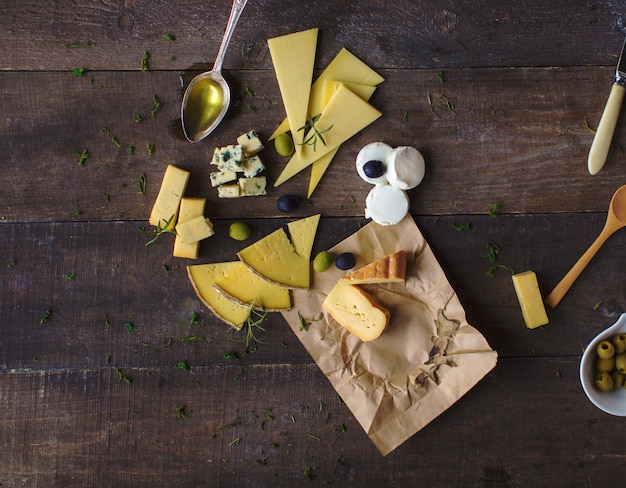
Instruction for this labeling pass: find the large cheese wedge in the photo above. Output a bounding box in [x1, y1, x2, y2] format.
[187, 262, 251, 329]
[213, 262, 291, 311]
[237, 214, 321, 290]
[173, 197, 206, 259]
[267, 28, 318, 156]
[339, 250, 406, 285]
[274, 85, 382, 187]
[270, 48, 385, 140]
[323, 283, 390, 342]
[149, 164, 190, 229]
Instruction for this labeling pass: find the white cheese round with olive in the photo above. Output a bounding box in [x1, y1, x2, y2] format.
[355, 142, 393, 185]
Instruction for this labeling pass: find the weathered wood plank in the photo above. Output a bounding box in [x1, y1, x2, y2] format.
[2, 67, 626, 224]
[1, 0, 624, 71]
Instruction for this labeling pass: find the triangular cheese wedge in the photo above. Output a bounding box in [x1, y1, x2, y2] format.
[187, 262, 251, 330]
[213, 262, 291, 311]
[339, 250, 407, 285]
[321, 80, 377, 107]
[237, 214, 321, 290]
[267, 28, 318, 156]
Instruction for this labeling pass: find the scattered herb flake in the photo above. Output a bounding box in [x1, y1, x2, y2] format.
[141, 51, 149, 72]
[150, 95, 161, 117]
[165, 33, 176, 42]
[40, 309, 52, 324]
[72, 68, 85, 77]
[66, 41, 95, 49]
[452, 222, 473, 232]
[7, 259, 16, 267]
[75, 148, 89, 166]
[298, 311, 323, 331]
[245, 85, 254, 97]
[176, 405, 186, 418]
[113, 368, 132, 384]
[488, 203, 501, 218]
[128, 145, 135, 156]
[436, 71, 445, 83]
[403, 111, 408, 121]
[64, 273, 76, 280]
[134, 114, 143, 123]
[174, 361, 190, 372]
[137, 173, 147, 196]
[228, 437, 241, 446]
[146, 143, 154, 155]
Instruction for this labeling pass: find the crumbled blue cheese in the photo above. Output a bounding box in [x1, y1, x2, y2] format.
[210, 169, 237, 187]
[241, 156, 265, 178]
[237, 130, 264, 157]
[217, 183, 241, 199]
[211, 147, 222, 166]
[239, 176, 267, 196]
[216, 144, 244, 172]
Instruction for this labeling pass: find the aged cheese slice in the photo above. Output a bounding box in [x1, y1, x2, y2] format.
[175, 215, 214, 244]
[237, 214, 321, 290]
[323, 283, 390, 342]
[187, 262, 251, 329]
[267, 28, 318, 156]
[274, 85, 382, 187]
[270, 48, 385, 140]
[173, 197, 205, 259]
[213, 262, 291, 311]
[512, 271, 549, 329]
[339, 250, 406, 285]
[321, 80, 377, 107]
[149, 164, 190, 229]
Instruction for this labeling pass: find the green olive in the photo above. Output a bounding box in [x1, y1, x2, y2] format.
[229, 222, 251, 241]
[595, 371, 614, 392]
[596, 340, 615, 359]
[611, 370, 625, 389]
[596, 357, 615, 373]
[274, 133, 295, 157]
[615, 352, 626, 374]
[612, 334, 626, 353]
[313, 251, 334, 273]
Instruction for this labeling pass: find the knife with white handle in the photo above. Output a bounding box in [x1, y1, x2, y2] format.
[588, 38, 626, 175]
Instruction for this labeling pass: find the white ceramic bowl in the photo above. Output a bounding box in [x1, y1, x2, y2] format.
[580, 313, 626, 415]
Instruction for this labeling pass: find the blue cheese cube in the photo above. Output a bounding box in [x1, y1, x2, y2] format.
[241, 156, 265, 178]
[217, 183, 241, 199]
[211, 147, 222, 166]
[217, 144, 244, 172]
[237, 130, 264, 157]
[239, 176, 267, 196]
[210, 170, 237, 187]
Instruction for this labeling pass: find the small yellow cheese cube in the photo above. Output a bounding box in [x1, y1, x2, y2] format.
[149, 164, 190, 229]
[512, 271, 549, 329]
[175, 216, 214, 244]
[173, 197, 206, 259]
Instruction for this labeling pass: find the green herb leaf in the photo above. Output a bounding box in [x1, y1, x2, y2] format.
[72, 68, 85, 77]
[488, 203, 500, 218]
[141, 51, 149, 72]
[137, 173, 146, 196]
[75, 148, 89, 166]
[150, 95, 161, 117]
[165, 34, 176, 42]
[40, 309, 52, 324]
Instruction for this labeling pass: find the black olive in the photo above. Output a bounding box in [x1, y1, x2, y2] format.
[277, 194, 300, 213]
[335, 252, 356, 270]
[363, 160, 386, 178]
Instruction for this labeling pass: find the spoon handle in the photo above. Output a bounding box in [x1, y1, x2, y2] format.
[212, 0, 249, 73]
[544, 226, 615, 308]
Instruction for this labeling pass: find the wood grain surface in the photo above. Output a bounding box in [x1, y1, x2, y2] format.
[2, 1, 626, 486]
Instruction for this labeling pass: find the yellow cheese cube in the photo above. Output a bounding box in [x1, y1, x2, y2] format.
[173, 197, 206, 259]
[175, 216, 214, 244]
[149, 164, 190, 229]
[512, 271, 549, 329]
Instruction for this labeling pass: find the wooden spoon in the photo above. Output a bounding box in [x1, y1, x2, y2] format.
[545, 184, 626, 308]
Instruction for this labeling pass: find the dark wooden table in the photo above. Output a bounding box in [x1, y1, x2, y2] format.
[2, 1, 626, 486]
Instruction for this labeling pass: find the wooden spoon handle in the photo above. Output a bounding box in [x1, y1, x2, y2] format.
[544, 228, 613, 308]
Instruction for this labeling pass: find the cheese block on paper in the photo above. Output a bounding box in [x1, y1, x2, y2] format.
[274, 84, 382, 187]
[173, 197, 206, 259]
[267, 28, 318, 156]
[236, 130, 264, 157]
[175, 216, 214, 244]
[270, 48, 385, 140]
[339, 250, 406, 285]
[323, 283, 390, 342]
[187, 262, 251, 329]
[213, 262, 291, 311]
[237, 214, 321, 289]
[512, 271, 549, 329]
[149, 164, 190, 229]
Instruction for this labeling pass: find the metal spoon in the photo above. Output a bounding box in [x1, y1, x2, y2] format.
[545, 184, 626, 308]
[181, 0, 248, 143]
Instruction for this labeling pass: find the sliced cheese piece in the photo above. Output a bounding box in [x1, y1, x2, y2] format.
[175, 215, 214, 244]
[267, 28, 318, 156]
[213, 262, 291, 311]
[274, 85, 382, 187]
[286, 214, 321, 260]
[217, 183, 241, 199]
[307, 150, 338, 198]
[321, 80, 377, 107]
[237, 214, 321, 290]
[149, 164, 190, 229]
[239, 176, 266, 196]
[173, 197, 206, 259]
[270, 48, 385, 140]
[323, 283, 390, 342]
[236, 130, 264, 157]
[187, 262, 251, 329]
[512, 271, 549, 329]
[339, 250, 406, 285]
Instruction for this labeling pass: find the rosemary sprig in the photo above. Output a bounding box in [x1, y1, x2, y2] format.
[235, 303, 268, 351]
[297, 114, 333, 151]
[144, 214, 176, 246]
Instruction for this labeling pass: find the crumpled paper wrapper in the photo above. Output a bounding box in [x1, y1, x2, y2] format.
[280, 215, 497, 456]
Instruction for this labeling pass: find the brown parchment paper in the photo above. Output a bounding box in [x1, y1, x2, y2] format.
[280, 215, 497, 456]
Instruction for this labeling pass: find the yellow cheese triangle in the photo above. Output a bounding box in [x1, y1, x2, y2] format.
[270, 48, 385, 140]
[274, 85, 382, 187]
[338, 250, 407, 285]
[267, 28, 318, 156]
[286, 214, 321, 260]
[187, 262, 251, 329]
[213, 262, 291, 311]
[321, 80, 377, 107]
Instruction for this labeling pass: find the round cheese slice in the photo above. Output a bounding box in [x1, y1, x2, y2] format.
[386, 146, 425, 190]
[364, 184, 409, 226]
[356, 142, 392, 185]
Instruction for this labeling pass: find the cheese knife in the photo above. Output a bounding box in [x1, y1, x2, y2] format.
[588, 38, 626, 175]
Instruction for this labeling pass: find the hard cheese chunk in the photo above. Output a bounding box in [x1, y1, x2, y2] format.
[187, 262, 251, 329]
[339, 250, 406, 285]
[213, 262, 291, 311]
[512, 271, 549, 329]
[239, 176, 267, 196]
[149, 164, 190, 229]
[323, 283, 390, 342]
[175, 215, 214, 244]
[237, 130, 264, 157]
[173, 197, 206, 259]
[267, 28, 318, 156]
